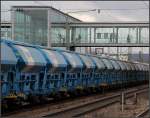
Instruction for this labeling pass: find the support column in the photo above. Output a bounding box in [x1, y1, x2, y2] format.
[11, 8, 15, 40]
[71, 27, 75, 44]
[116, 28, 119, 59]
[117, 47, 119, 59]
[139, 28, 141, 43]
[65, 16, 71, 50]
[94, 28, 96, 44]
[89, 28, 92, 53]
[116, 27, 119, 43]
[127, 28, 132, 61]
[66, 25, 72, 50]
[136, 27, 139, 43]
[70, 28, 75, 51]
[128, 47, 132, 61]
[47, 9, 51, 47]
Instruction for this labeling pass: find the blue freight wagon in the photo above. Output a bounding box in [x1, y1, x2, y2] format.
[1, 39, 149, 106]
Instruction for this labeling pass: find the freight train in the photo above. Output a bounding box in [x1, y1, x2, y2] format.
[1, 39, 149, 105]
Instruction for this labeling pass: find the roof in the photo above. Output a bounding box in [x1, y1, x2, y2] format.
[11, 6, 82, 22]
[1, 21, 149, 28]
[51, 22, 149, 27]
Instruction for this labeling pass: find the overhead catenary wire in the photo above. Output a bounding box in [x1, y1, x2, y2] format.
[1, 7, 149, 12]
[1, 2, 148, 23]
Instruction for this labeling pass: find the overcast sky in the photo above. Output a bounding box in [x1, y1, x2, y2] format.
[1, 1, 149, 22]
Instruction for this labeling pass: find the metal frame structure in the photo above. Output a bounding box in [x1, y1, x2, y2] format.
[51, 22, 149, 47]
[51, 22, 149, 27]
[1, 22, 149, 47]
[51, 43, 149, 47]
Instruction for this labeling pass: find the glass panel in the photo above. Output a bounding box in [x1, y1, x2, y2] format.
[118, 28, 129, 43]
[73, 28, 88, 43]
[95, 28, 117, 43]
[140, 28, 149, 43]
[51, 28, 66, 43]
[129, 28, 137, 43]
[14, 9, 48, 46]
[118, 27, 137, 43]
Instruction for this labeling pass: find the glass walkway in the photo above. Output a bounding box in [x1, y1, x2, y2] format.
[51, 22, 149, 47]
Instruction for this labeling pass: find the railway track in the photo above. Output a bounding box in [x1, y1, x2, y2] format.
[136, 107, 149, 118]
[43, 86, 148, 118]
[2, 85, 148, 118]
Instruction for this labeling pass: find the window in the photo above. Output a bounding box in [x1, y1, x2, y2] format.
[97, 33, 102, 39]
[104, 33, 108, 39]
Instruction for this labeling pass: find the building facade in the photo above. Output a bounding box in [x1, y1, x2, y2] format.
[11, 6, 81, 46]
[1, 6, 149, 63]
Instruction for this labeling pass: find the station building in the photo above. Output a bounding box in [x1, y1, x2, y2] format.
[1, 6, 149, 63]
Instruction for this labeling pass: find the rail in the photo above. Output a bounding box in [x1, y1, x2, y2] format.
[43, 86, 148, 117]
[2, 85, 148, 118]
[136, 107, 149, 118]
